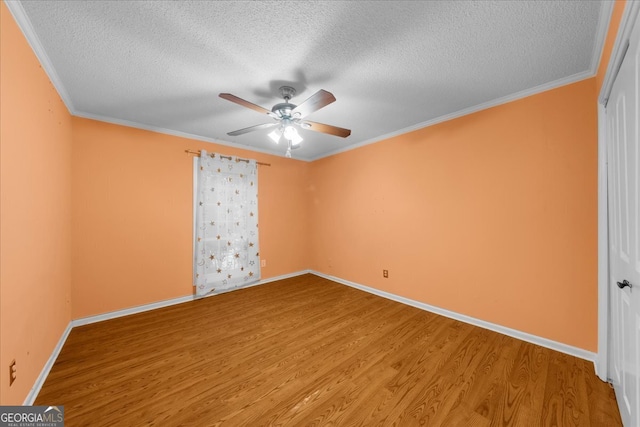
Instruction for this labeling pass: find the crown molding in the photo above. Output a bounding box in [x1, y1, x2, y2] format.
[310, 71, 594, 161]
[4, 0, 76, 114]
[591, 1, 616, 74]
[6, 0, 607, 164]
[599, 0, 640, 105]
[73, 111, 300, 161]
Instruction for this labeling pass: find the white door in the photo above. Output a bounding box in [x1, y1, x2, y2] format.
[607, 11, 640, 426]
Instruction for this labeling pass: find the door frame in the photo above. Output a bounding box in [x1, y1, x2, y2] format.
[596, 0, 640, 381]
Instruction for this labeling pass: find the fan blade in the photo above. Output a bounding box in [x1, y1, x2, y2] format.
[227, 123, 277, 136]
[219, 93, 271, 115]
[291, 90, 336, 118]
[303, 121, 351, 138]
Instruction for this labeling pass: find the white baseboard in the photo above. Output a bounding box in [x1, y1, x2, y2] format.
[310, 271, 596, 362]
[32, 269, 590, 404]
[72, 270, 310, 327]
[23, 322, 73, 405]
[259, 269, 311, 284]
[72, 294, 196, 327]
[26, 269, 310, 404]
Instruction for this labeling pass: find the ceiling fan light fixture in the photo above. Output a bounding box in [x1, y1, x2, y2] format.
[220, 85, 350, 158]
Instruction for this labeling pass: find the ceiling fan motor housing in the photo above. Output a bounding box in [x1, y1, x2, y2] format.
[272, 86, 299, 118]
[271, 102, 296, 118]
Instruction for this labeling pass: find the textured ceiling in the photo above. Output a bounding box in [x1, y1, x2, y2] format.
[10, 1, 608, 161]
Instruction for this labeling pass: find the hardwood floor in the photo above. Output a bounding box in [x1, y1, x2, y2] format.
[35, 274, 621, 426]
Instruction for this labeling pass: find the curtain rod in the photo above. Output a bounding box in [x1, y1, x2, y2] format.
[184, 150, 271, 166]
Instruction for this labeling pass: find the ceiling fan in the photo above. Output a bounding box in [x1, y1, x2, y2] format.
[219, 86, 351, 157]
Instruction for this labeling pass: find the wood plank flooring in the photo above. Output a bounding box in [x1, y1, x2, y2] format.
[35, 274, 621, 426]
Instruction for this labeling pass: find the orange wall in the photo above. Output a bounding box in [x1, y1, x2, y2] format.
[596, 0, 626, 93]
[0, 2, 73, 404]
[309, 78, 598, 351]
[0, 0, 627, 405]
[71, 118, 309, 319]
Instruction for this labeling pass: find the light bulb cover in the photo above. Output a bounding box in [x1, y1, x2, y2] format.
[283, 125, 296, 139]
[268, 129, 282, 144]
[289, 132, 303, 146]
[283, 125, 303, 146]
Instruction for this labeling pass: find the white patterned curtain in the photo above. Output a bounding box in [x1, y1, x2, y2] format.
[194, 150, 260, 296]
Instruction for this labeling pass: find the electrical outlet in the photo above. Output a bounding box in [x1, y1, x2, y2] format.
[383, 270, 389, 278]
[9, 360, 16, 386]
[261, 259, 266, 267]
